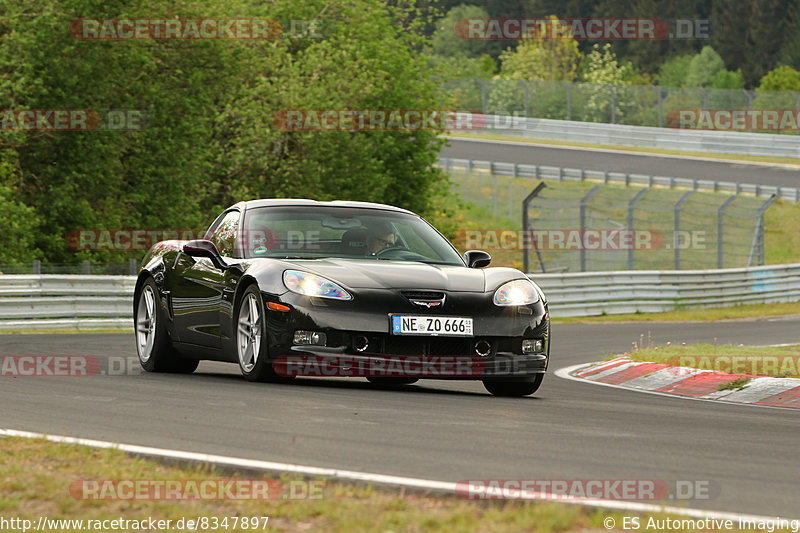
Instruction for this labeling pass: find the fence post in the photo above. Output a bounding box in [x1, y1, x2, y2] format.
[609, 85, 616, 123]
[521, 80, 529, 117]
[562, 81, 572, 120]
[32, 259, 41, 274]
[717, 195, 737, 268]
[479, 78, 487, 114]
[128, 258, 138, 275]
[492, 173, 498, 216]
[748, 195, 777, 266]
[674, 191, 693, 270]
[627, 188, 648, 270]
[522, 182, 548, 273]
[579, 185, 602, 272]
[507, 180, 513, 219]
[656, 86, 664, 127]
[82, 260, 90, 275]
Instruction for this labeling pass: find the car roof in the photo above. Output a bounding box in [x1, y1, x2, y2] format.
[232, 199, 415, 215]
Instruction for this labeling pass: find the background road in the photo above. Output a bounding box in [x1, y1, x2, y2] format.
[1, 319, 798, 517]
[442, 138, 800, 188]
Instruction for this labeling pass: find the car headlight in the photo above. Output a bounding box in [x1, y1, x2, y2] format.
[283, 270, 352, 300]
[493, 279, 540, 306]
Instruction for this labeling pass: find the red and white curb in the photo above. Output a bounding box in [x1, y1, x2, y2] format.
[560, 357, 800, 409]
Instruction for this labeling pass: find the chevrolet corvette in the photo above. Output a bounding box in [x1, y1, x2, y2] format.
[134, 199, 550, 396]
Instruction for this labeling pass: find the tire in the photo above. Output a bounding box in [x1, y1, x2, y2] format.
[135, 278, 199, 374]
[235, 284, 288, 382]
[483, 374, 543, 397]
[366, 377, 419, 386]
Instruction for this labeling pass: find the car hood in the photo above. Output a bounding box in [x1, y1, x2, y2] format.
[280, 258, 525, 292]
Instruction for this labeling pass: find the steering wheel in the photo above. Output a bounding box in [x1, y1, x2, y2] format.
[374, 245, 406, 259]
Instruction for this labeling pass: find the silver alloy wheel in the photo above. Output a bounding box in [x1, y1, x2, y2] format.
[136, 285, 157, 363]
[238, 292, 262, 373]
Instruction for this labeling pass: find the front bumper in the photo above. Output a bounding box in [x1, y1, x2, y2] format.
[262, 288, 550, 380]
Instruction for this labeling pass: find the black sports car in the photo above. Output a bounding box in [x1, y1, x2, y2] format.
[134, 200, 550, 396]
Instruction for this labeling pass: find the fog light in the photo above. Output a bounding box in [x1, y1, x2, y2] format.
[293, 330, 327, 346]
[522, 339, 543, 354]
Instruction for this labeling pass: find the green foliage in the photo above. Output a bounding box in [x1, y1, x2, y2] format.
[495, 15, 581, 82]
[657, 54, 693, 87]
[711, 69, 744, 90]
[430, 4, 498, 59]
[758, 66, 800, 92]
[685, 46, 726, 88]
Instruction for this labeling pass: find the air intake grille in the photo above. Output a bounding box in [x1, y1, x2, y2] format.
[401, 291, 444, 300]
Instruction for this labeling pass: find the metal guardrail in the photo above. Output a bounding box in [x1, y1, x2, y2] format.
[1, 266, 799, 328]
[535, 263, 800, 317]
[0, 275, 135, 331]
[439, 156, 800, 202]
[468, 115, 800, 158]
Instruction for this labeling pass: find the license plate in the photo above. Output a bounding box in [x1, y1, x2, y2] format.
[390, 315, 473, 336]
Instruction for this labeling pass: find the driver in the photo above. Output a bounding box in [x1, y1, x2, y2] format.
[366, 221, 397, 256]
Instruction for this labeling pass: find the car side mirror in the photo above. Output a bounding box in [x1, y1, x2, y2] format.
[183, 239, 230, 271]
[464, 250, 491, 268]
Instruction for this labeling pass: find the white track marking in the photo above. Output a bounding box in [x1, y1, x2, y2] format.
[0, 428, 795, 522]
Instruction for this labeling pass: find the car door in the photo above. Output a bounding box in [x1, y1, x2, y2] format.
[170, 209, 241, 348]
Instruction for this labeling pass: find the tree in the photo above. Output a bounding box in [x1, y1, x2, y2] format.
[758, 66, 800, 92]
[685, 46, 725, 88]
[431, 4, 503, 60]
[495, 15, 581, 82]
[657, 54, 693, 87]
[0, 0, 447, 264]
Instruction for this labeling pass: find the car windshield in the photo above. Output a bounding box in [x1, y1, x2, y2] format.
[240, 205, 464, 265]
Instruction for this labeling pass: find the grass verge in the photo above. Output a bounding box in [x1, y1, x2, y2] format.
[0, 437, 767, 533]
[551, 302, 800, 324]
[622, 343, 800, 378]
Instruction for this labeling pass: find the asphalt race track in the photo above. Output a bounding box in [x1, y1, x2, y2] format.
[442, 138, 800, 188]
[2, 319, 799, 517]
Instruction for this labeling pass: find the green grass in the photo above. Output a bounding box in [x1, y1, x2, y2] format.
[435, 171, 800, 271]
[551, 302, 800, 324]
[446, 133, 800, 166]
[622, 343, 800, 378]
[2, 437, 767, 533]
[717, 377, 753, 391]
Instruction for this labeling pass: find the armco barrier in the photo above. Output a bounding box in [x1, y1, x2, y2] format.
[473, 115, 800, 159]
[1, 265, 799, 329]
[439, 156, 800, 202]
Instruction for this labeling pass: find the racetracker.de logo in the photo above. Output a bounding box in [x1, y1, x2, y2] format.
[669, 109, 800, 131]
[70, 18, 281, 40]
[1, 110, 145, 131]
[273, 355, 486, 378]
[0, 356, 142, 377]
[669, 355, 800, 376]
[455, 479, 713, 501]
[273, 110, 487, 132]
[456, 229, 709, 252]
[70, 479, 325, 500]
[455, 18, 709, 40]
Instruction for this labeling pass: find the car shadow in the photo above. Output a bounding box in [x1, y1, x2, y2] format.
[172, 370, 542, 400]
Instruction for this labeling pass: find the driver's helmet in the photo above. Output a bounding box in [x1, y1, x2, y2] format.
[365, 220, 397, 253]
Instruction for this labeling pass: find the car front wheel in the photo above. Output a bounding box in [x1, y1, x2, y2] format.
[483, 374, 543, 397]
[236, 285, 289, 382]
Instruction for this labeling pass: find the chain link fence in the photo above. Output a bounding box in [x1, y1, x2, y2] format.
[443, 78, 800, 129]
[448, 165, 776, 273]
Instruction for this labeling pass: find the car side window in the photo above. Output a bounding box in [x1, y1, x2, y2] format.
[209, 210, 240, 258]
